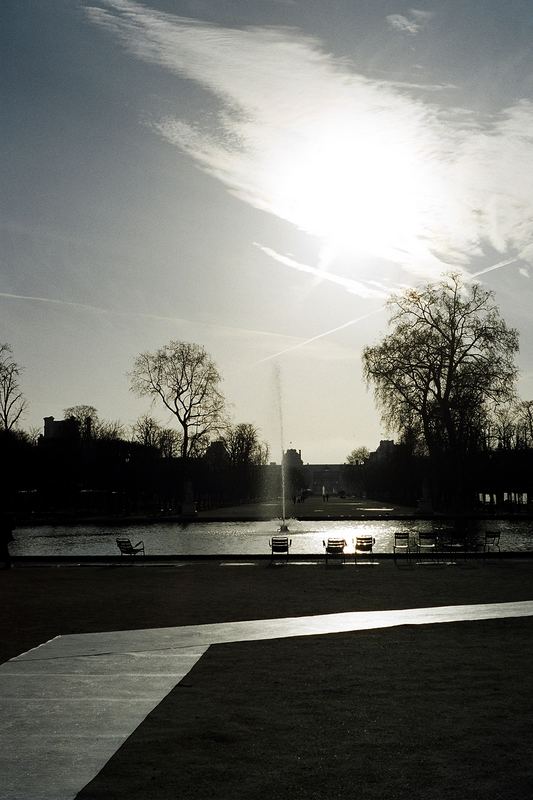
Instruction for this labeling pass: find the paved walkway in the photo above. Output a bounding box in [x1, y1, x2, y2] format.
[196, 496, 417, 520]
[2, 600, 533, 800]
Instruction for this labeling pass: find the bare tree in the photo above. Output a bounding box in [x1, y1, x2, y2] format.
[63, 405, 124, 441]
[0, 344, 28, 431]
[486, 400, 533, 451]
[131, 414, 162, 449]
[490, 405, 520, 450]
[157, 427, 181, 458]
[27, 425, 42, 444]
[222, 423, 269, 466]
[362, 273, 519, 459]
[64, 405, 98, 438]
[346, 446, 370, 465]
[96, 419, 126, 441]
[516, 400, 533, 448]
[129, 341, 226, 459]
[131, 414, 181, 457]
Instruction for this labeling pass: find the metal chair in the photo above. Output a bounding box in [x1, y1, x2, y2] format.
[483, 531, 501, 559]
[416, 533, 438, 562]
[269, 536, 291, 563]
[393, 531, 411, 561]
[443, 532, 468, 562]
[116, 537, 145, 556]
[354, 535, 376, 564]
[323, 538, 347, 565]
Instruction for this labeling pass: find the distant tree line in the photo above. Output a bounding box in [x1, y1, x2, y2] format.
[2, 272, 533, 516]
[0, 338, 270, 516]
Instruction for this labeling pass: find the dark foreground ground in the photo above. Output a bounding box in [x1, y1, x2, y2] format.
[2, 559, 533, 799]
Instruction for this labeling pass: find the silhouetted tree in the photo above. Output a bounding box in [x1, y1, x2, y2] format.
[490, 406, 520, 450]
[131, 414, 161, 448]
[129, 341, 226, 459]
[131, 414, 181, 457]
[157, 427, 181, 458]
[63, 405, 125, 441]
[362, 273, 518, 458]
[362, 274, 519, 508]
[63, 405, 98, 439]
[0, 344, 27, 431]
[516, 400, 533, 448]
[95, 419, 126, 442]
[222, 423, 269, 466]
[346, 446, 370, 465]
[482, 400, 533, 451]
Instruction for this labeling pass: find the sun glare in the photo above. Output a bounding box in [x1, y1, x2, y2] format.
[266, 111, 436, 264]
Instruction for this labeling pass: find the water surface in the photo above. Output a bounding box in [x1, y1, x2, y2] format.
[11, 518, 533, 556]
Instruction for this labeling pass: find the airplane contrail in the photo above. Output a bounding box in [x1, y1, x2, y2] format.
[255, 306, 386, 364]
[255, 251, 528, 363]
[470, 256, 520, 278]
[0, 290, 299, 342]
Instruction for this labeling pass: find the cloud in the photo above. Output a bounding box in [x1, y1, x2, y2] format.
[86, 1, 533, 285]
[386, 9, 433, 35]
[380, 80, 457, 92]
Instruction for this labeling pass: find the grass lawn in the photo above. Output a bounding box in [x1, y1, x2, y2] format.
[2, 559, 533, 798]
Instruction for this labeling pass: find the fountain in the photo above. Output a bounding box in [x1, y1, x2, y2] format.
[274, 364, 289, 532]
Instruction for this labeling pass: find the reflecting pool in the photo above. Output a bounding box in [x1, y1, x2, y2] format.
[10, 518, 533, 556]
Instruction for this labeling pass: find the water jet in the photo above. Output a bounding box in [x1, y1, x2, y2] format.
[274, 363, 289, 532]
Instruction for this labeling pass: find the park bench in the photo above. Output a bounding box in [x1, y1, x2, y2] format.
[116, 537, 145, 557]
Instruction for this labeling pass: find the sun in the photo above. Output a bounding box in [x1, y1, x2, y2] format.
[263, 109, 438, 265]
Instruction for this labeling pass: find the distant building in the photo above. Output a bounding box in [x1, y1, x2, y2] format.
[368, 440, 396, 462]
[42, 416, 80, 441]
[305, 465, 344, 495]
[283, 448, 303, 468]
[204, 440, 229, 467]
[283, 448, 346, 495]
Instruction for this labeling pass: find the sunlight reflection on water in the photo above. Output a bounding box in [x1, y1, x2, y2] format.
[10, 519, 533, 556]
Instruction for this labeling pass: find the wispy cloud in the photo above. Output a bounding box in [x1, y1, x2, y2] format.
[86, 0, 533, 286]
[386, 9, 433, 35]
[379, 80, 457, 92]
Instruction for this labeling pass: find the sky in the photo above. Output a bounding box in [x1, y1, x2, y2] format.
[3, 0, 533, 463]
